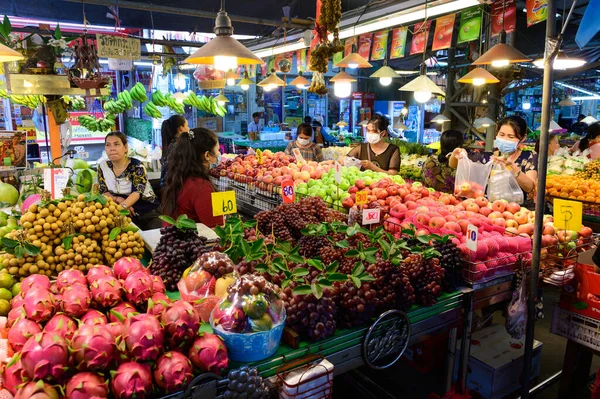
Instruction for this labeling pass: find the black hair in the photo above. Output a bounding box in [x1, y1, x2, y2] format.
[580, 122, 600, 152]
[578, 114, 586, 122]
[438, 130, 464, 163]
[161, 115, 187, 158]
[162, 127, 219, 218]
[252, 112, 261, 119]
[304, 116, 312, 124]
[296, 123, 313, 138]
[496, 115, 528, 141]
[368, 114, 390, 134]
[534, 134, 558, 153]
[105, 131, 127, 146]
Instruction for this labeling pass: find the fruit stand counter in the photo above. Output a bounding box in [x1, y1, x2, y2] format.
[232, 139, 290, 153]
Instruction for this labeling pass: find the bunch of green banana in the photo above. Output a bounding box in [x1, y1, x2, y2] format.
[130, 82, 148, 102]
[62, 95, 86, 110]
[143, 102, 162, 119]
[151, 90, 167, 107]
[0, 89, 8, 99]
[103, 99, 128, 114]
[192, 95, 227, 117]
[163, 93, 185, 115]
[10, 94, 45, 109]
[117, 90, 132, 109]
[78, 115, 115, 132]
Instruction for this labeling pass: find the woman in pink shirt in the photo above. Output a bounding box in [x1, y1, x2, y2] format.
[587, 123, 600, 159]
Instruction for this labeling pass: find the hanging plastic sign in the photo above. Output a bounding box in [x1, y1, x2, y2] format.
[108, 58, 133, 71]
[553, 198, 583, 232]
[43, 168, 70, 199]
[356, 190, 368, 205]
[281, 179, 295, 204]
[362, 208, 381, 225]
[97, 34, 141, 60]
[334, 162, 342, 184]
[466, 224, 478, 251]
[256, 149, 264, 164]
[292, 148, 305, 163]
[211, 191, 237, 217]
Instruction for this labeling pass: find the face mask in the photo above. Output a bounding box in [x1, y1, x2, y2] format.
[209, 153, 221, 169]
[494, 137, 518, 154]
[297, 138, 311, 146]
[367, 133, 382, 144]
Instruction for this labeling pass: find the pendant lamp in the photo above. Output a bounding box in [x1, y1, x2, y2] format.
[0, 43, 24, 62]
[533, 52, 586, 70]
[225, 71, 241, 86]
[335, 52, 372, 69]
[558, 97, 576, 107]
[215, 91, 230, 106]
[431, 115, 450, 124]
[257, 69, 286, 92]
[399, 75, 445, 103]
[471, 43, 531, 68]
[184, 1, 263, 70]
[330, 71, 356, 98]
[358, 119, 369, 126]
[457, 68, 500, 85]
[370, 65, 399, 86]
[238, 71, 254, 91]
[474, 117, 496, 128]
[289, 72, 310, 89]
[581, 116, 598, 125]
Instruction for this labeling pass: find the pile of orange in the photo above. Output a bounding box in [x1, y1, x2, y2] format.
[546, 175, 600, 203]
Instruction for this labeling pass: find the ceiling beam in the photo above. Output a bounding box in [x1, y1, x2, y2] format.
[61, 0, 312, 30]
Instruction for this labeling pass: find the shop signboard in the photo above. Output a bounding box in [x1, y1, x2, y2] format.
[526, 0, 548, 27]
[457, 6, 483, 44]
[370, 30, 389, 61]
[432, 14, 456, 51]
[390, 27, 408, 59]
[96, 34, 141, 60]
[357, 33, 373, 60]
[491, 0, 516, 36]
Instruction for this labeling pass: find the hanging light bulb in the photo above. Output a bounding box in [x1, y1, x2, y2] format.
[522, 101, 531, 110]
[214, 91, 229, 107]
[225, 70, 241, 86]
[458, 68, 499, 86]
[414, 91, 432, 103]
[257, 68, 286, 92]
[238, 71, 253, 91]
[330, 71, 356, 98]
[335, 53, 372, 69]
[290, 73, 310, 90]
[472, 43, 531, 68]
[399, 75, 445, 104]
[214, 56, 238, 71]
[174, 73, 188, 91]
[370, 65, 398, 86]
[401, 107, 408, 116]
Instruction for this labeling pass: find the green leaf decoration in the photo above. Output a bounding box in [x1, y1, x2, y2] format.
[311, 283, 324, 299]
[63, 236, 73, 251]
[326, 260, 339, 273]
[1, 237, 18, 248]
[336, 240, 350, 249]
[119, 209, 130, 216]
[327, 273, 348, 282]
[350, 275, 361, 289]
[292, 285, 313, 296]
[14, 245, 24, 259]
[179, 219, 197, 230]
[109, 228, 121, 241]
[352, 262, 365, 276]
[358, 273, 376, 282]
[54, 23, 62, 40]
[344, 249, 360, 258]
[199, 323, 214, 334]
[23, 242, 40, 256]
[159, 215, 177, 225]
[292, 267, 309, 277]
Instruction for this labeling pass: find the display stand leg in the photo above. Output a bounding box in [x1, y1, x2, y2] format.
[458, 289, 474, 394]
[558, 340, 593, 398]
[445, 327, 458, 392]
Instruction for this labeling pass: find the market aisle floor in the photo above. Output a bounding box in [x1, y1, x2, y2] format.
[333, 286, 600, 398]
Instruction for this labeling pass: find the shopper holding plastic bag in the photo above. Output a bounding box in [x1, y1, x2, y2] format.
[451, 116, 537, 207]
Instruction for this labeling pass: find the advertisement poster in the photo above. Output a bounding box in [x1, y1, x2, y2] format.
[263, 87, 283, 125]
[457, 6, 483, 44]
[267, 57, 275, 72]
[491, 0, 516, 36]
[370, 30, 389, 61]
[344, 37, 357, 56]
[357, 33, 373, 60]
[296, 49, 307, 72]
[38, 112, 109, 144]
[390, 27, 408, 59]
[0, 131, 26, 168]
[526, 0, 548, 26]
[410, 21, 431, 55]
[332, 50, 343, 66]
[432, 14, 456, 51]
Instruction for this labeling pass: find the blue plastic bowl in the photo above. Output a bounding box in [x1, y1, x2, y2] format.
[212, 315, 286, 362]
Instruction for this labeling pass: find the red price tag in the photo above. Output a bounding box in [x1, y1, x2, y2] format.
[466, 224, 478, 251]
[281, 179, 295, 204]
[362, 208, 381, 225]
[356, 191, 368, 205]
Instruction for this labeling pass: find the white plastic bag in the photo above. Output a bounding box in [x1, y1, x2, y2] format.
[506, 277, 527, 340]
[344, 156, 362, 169]
[454, 157, 493, 198]
[487, 163, 524, 204]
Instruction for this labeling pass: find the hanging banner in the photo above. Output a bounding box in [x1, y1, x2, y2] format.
[457, 6, 483, 44]
[263, 87, 283, 125]
[357, 33, 373, 60]
[296, 49, 307, 72]
[410, 21, 431, 55]
[370, 30, 389, 61]
[526, 0, 548, 27]
[491, 0, 517, 36]
[332, 51, 343, 66]
[96, 34, 141, 60]
[344, 37, 357, 56]
[390, 27, 408, 59]
[432, 14, 456, 51]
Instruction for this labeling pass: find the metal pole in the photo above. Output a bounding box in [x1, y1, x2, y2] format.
[115, 71, 125, 134]
[41, 104, 51, 164]
[521, 0, 556, 396]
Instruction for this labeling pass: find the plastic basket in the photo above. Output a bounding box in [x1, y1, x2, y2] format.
[462, 252, 525, 284]
[550, 306, 600, 352]
[275, 356, 333, 399]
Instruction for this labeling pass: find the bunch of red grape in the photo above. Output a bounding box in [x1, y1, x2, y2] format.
[333, 281, 378, 329]
[280, 284, 337, 341]
[434, 240, 463, 291]
[400, 254, 444, 306]
[368, 258, 415, 312]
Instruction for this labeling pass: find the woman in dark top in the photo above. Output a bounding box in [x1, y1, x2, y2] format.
[160, 115, 188, 187]
[422, 130, 464, 193]
[345, 114, 401, 174]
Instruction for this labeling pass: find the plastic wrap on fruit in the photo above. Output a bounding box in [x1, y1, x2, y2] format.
[249, 313, 273, 332]
[212, 301, 247, 333]
[242, 294, 268, 319]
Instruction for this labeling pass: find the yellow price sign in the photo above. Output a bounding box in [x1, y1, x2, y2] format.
[356, 190, 368, 205]
[553, 198, 582, 232]
[211, 191, 237, 217]
[256, 149, 263, 165]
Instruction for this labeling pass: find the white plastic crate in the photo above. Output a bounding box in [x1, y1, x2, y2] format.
[551, 306, 600, 351]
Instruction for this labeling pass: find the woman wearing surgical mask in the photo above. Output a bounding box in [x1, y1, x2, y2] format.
[344, 114, 401, 175]
[452, 115, 537, 201]
[162, 127, 224, 228]
[284, 123, 324, 162]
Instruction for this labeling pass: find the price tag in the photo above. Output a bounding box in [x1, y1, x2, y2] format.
[43, 168, 70, 199]
[553, 198, 583, 232]
[334, 162, 342, 184]
[281, 179, 295, 204]
[211, 191, 237, 217]
[356, 190, 368, 205]
[256, 149, 263, 165]
[416, 159, 425, 168]
[362, 208, 381, 225]
[76, 152, 89, 159]
[466, 224, 478, 251]
[292, 148, 305, 163]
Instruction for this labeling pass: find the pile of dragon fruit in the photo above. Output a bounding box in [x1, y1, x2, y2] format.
[2, 257, 229, 399]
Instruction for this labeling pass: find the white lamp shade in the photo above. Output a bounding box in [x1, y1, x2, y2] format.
[431, 115, 450, 123]
[582, 116, 598, 125]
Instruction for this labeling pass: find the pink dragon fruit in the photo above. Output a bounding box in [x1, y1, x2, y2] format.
[65, 372, 109, 399]
[123, 271, 154, 306]
[86, 265, 114, 284]
[80, 309, 108, 325]
[123, 313, 165, 361]
[1, 358, 29, 395]
[23, 287, 55, 323]
[11, 292, 24, 308]
[70, 324, 116, 370]
[7, 306, 26, 327]
[14, 380, 61, 399]
[146, 293, 171, 318]
[105, 322, 124, 341]
[110, 362, 153, 399]
[108, 302, 138, 323]
[55, 269, 87, 292]
[90, 277, 124, 308]
[113, 257, 145, 280]
[161, 301, 200, 349]
[20, 331, 69, 381]
[20, 274, 51, 295]
[151, 275, 166, 294]
[44, 313, 77, 341]
[188, 333, 229, 374]
[8, 318, 41, 352]
[50, 283, 61, 295]
[154, 351, 194, 393]
[61, 283, 91, 317]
